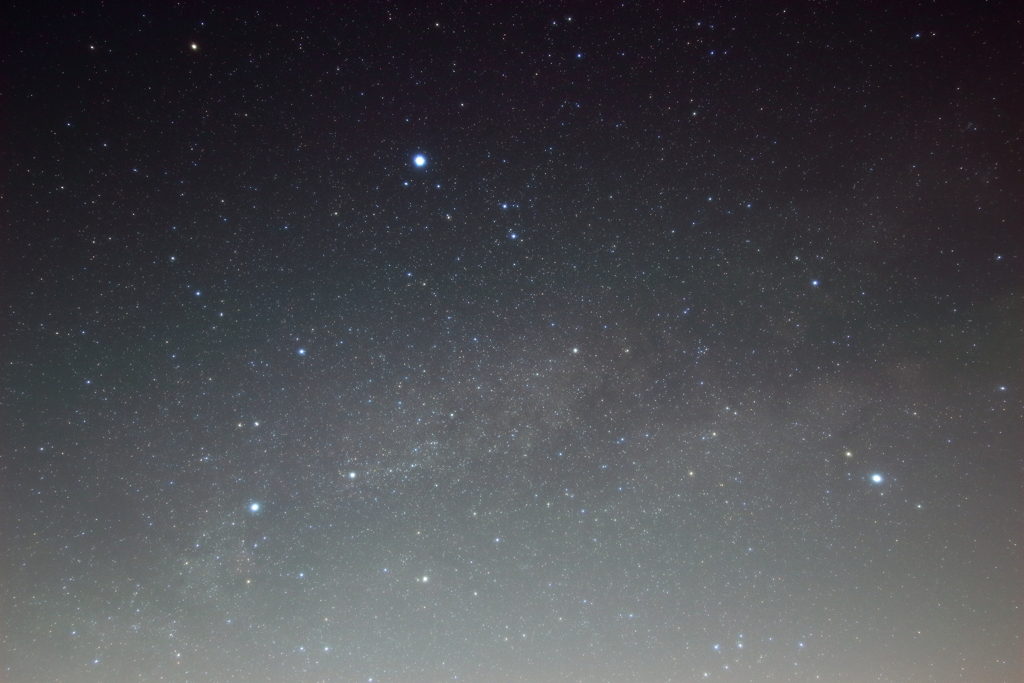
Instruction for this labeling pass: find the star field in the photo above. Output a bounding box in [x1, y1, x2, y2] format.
[2, 2, 1021, 683]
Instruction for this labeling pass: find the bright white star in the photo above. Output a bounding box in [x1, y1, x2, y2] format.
[414, 155, 426, 167]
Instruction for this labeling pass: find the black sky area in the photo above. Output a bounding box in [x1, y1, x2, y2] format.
[2, 2, 1021, 682]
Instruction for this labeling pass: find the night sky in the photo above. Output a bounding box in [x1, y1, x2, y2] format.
[3, 2, 1021, 682]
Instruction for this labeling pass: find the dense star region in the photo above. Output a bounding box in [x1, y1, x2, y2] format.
[2, 2, 1021, 683]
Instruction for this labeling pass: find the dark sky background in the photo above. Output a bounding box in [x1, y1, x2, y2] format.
[2, 1, 1021, 682]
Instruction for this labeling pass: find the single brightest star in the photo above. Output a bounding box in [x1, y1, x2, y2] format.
[414, 154, 426, 167]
